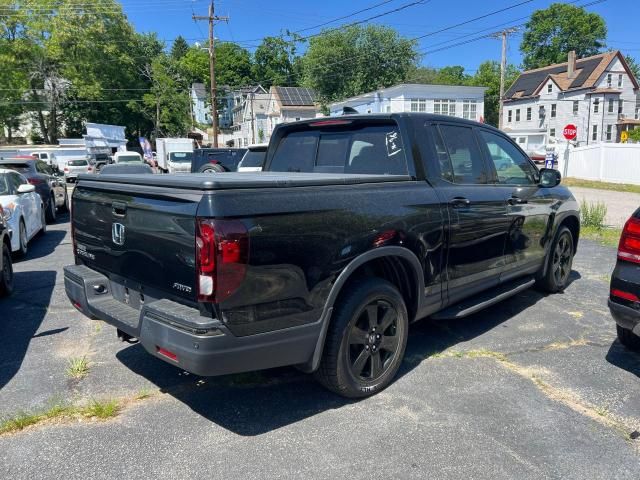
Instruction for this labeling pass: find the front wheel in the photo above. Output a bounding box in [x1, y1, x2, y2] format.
[200, 164, 226, 174]
[45, 195, 56, 223]
[16, 219, 28, 257]
[536, 226, 574, 293]
[0, 243, 14, 297]
[314, 278, 409, 398]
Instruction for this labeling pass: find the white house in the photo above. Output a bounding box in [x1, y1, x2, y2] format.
[328, 84, 487, 121]
[266, 86, 319, 137]
[190, 83, 211, 126]
[501, 50, 640, 155]
[229, 86, 270, 147]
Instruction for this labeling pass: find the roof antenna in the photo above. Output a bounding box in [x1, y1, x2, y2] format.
[342, 106, 358, 115]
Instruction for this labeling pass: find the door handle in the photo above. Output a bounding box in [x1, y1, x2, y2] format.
[507, 196, 528, 205]
[450, 197, 471, 208]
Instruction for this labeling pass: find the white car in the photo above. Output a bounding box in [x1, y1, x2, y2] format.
[237, 144, 268, 172]
[0, 169, 45, 256]
[113, 151, 143, 164]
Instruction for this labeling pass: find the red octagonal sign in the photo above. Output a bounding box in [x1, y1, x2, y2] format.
[563, 124, 577, 140]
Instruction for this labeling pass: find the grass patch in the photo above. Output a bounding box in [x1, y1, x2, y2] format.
[66, 356, 90, 379]
[580, 199, 607, 228]
[580, 225, 621, 247]
[134, 388, 153, 400]
[564, 177, 640, 194]
[84, 399, 119, 419]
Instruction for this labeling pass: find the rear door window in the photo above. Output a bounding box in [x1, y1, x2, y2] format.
[68, 160, 88, 166]
[269, 123, 407, 175]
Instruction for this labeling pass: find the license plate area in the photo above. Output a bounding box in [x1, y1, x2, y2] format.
[110, 278, 145, 310]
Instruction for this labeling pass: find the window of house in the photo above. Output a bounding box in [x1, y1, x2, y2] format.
[436, 124, 487, 184]
[385, 105, 391, 113]
[594, 98, 599, 113]
[592, 124, 598, 141]
[462, 100, 477, 120]
[618, 99, 624, 115]
[550, 128, 556, 138]
[526, 107, 532, 121]
[517, 137, 526, 145]
[618, 74, 624, 88]
[551, 104, 557, 118]
[410, 98, 427, 112]
[573, 100, 579, 115]
[479, 130, 537, 185]
[539, 105, 545, 118]
[547, 83, 552, 93]
[608, 98, 614, 113]
[515, 109, 520, 122]
[606, 124, 613, 141]
[607, 73, 612, 88]
[507, 109, 512, 122]
[434, 99, 455, 116]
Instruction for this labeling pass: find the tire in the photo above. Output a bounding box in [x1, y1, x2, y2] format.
[200, 164, 226, 174]
[314, 278, 409, 398]
[59, 189, 69, 213]
[536, 226, 574, 293]
[617, 324, 640, 351]
[0, 243, 14, 297]
[45, 194, 56, 223]
[16, 219, 28, 257]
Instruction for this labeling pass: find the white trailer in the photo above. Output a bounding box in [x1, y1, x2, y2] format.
[155, 138, 194, 173]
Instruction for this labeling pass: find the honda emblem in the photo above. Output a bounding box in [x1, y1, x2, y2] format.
[112, 223, 126, 246]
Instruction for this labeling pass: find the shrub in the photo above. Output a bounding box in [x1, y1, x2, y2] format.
[580, 200, 607, 229]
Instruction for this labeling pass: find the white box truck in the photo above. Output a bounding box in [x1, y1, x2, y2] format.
[155, 138, 194, 173]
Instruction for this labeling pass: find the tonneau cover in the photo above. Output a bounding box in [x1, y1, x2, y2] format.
[77, 171, 412, 190]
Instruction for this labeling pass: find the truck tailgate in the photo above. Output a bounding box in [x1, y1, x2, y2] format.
[72, 180, 201, 303]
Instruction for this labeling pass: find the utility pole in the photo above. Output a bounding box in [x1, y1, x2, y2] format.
[490, 27, 518, 129]
[193, 1, 228, 147]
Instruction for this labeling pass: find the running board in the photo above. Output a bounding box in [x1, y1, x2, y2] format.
[431, 276, 535, 320]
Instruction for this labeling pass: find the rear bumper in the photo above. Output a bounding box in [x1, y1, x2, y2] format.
[608, 299, 640, 335]
[64, 264, 320, 376]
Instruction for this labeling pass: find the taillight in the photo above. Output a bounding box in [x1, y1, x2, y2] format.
[64, 167, 69, 172]
[28, 177, 44, 185]
[87, 166, 92, 171]
[195, 218, 249, 303]
[618, 217, 640, 263]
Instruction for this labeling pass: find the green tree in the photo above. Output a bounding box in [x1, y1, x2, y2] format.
[180, 43, 253, 88]
[407, 66, 439, 84]
[468, 61, 520, 126]
[302, 25, 419, 102]
[171, 35, 189, 60]
[520, 3, 607, 70]
[628, 128, 640, 143]
[253, 35, 301, 87]
[625, 55, 640, 83]
[435, 66, 470, 85]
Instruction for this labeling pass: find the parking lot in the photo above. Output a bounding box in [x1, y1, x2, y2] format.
[1, 212, 639, 479]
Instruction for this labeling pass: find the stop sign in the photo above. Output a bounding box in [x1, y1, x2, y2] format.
[563, 124, 577, 140]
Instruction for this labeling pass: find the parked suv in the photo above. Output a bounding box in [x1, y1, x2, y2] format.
[63, 158, 93, 182]
[0, 158, 67, 223]
[191, 148, 247, 173]
[0, 205, 13, 297]
[66, 114, 579, 398]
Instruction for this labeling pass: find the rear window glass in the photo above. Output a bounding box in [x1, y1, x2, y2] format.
[269, 123, 407, 175]
[68, 159, 88, 166]
[0, 163, 30, 173]
[0, 174, 9, 195]
[239, 150, 266, 168]
[169, 152, 193, 163]
[117, 154, 142, 163]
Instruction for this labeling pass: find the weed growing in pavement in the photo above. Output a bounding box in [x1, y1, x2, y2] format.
[580, 200, 607, 229]
[84, 399, 119, 419]
[66, 356, 90, 378]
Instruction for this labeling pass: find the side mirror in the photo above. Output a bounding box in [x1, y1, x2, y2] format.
[17, 184, 36, 194]
[539, 168, 561, 188]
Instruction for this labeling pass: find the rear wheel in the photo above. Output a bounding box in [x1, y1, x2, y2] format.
[0, 243, 14, 297]
[17, 219, 28, 257]
[201, 164, 226, 174]
[59, 188, 69, 213]
[617, 324, 640, 351]
[314, 278, 408, 398]
[38, 205, 47, 236]
[45, 194, 56, 223]
[536, 226, 574, 293]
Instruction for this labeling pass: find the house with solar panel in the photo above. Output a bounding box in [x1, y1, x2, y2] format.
[266, 86, 320, 137]
[501, 50, 640, 155]
[328, 84, 486, 121]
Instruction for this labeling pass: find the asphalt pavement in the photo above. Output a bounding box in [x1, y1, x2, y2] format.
[0, 216, 639, 479]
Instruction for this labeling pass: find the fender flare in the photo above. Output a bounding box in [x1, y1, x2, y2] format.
[304, 246, 424, 372]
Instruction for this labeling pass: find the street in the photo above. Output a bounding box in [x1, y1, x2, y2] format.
[0, 213, 639, 479]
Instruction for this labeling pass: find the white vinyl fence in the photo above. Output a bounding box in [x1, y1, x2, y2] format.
[556, 143, 640, 184]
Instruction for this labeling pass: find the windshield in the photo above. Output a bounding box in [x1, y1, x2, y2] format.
[269, 123, 407, 175]
[0, 174, 9, 195]
[240, 150, 266, 168]
[117, 154, 142, 163]
[68, 159, 88, 166]
[0, 163, 30, 173]
[169, 152, 193, 163]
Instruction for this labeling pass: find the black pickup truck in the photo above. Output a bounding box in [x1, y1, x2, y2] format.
[64, 114, 579, 398]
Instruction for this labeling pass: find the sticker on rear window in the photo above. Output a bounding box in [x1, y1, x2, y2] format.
[386, 131, 402, 157]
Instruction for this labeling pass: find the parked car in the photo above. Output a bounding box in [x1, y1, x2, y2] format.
[0, 158, 67, 223]
[237, 144, 268, 172]
[113, 151, 144, 164]
[191, 148, 247, 173]
[63, 158, 94, 182]
[99, 163, 153, 175]
[0, 205, 13, 297]
[609, 211, 640, 350]
[156, 138, 193, 173]
[0, 169, 45, 256]
[65, 113, 580, 398]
